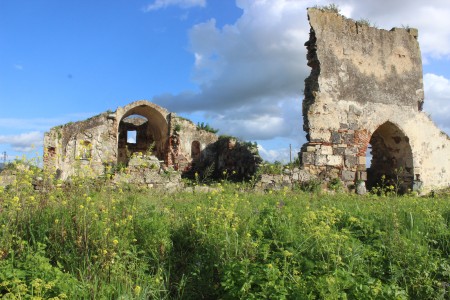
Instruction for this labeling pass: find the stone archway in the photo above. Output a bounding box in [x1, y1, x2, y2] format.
[366, 121, 414, 193]
[117, 102, 169, 165]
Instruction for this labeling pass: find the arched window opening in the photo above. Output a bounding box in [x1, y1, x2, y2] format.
[365, 122, 414, 194]
[191, 141, 201, 161]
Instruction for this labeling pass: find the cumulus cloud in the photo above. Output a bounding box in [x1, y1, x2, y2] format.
[0, 131, 43, 152]
[154, 0, 309, 141]
[0, 113, 95, 132]
[151, 0, 450, 159]
[0, 113, 96, 154]
[144, 0, 205, 11]
[258, 144, 291, 163]
[423, 73, 450, 133]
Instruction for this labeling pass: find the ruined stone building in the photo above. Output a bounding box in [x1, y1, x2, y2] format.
[43, 8, 450, 193]
[44, 100, 261, 182]
[44, 100, 218, 179]
[301, 8, 450, 192]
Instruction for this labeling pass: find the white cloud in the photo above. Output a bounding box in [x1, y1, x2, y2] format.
[423, 73, 450, 133]
[0, 113, 97, 154]
[257, 143, 299, 163]
[152, 0, 450, 156]
[258, 144, 288, 163]
[144, 0, 205, 11]
[0, 131, 43, 152]
[0, 113, 96, 132]
[13, 64, 23, 70]
[154, 0, 309, 141]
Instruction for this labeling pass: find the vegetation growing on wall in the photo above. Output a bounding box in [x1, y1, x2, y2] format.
[196, 122, 219, 134]
[312, 3, 340, 13]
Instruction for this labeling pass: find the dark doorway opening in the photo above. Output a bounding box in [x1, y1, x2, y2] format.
[366, 122, 414, 193]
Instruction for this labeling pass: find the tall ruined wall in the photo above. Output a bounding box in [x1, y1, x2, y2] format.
[301, 8, 450, 192]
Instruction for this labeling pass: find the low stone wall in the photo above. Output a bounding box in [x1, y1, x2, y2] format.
[254, 168, 317, 191]
[113, 155, 182, 191]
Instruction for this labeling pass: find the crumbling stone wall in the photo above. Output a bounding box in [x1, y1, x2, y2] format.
[301, 8, 450, 192]
[167, 115, 218, 172]
[44, 100, 218, 179]
[44, 112, 117, 179]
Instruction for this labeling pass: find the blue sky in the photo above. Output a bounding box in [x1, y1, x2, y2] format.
[1, 0, 450, 163]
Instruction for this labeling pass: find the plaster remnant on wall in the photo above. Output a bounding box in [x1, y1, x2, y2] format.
[301, 8, 450, 193]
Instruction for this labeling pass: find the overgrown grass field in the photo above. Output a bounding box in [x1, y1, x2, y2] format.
[0, 165, 449, 299]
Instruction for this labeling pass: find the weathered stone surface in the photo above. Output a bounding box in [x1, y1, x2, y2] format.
[342, 170, 355, 182]
[113, 155, 182, 190]
[254, 169, 317, 191]
[327, 155, 343, 166]
[301, 8, 450, 193]
[44, 100, 218, 181]
[344, 156, 357, 168]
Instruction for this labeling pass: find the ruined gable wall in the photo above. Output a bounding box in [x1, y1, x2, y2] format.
[44, 112, 117, 179]
[302, 8, 450, 192]
[44, 100, 221, 179]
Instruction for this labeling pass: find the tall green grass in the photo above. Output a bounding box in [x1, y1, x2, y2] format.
[0, 163, 449, 299]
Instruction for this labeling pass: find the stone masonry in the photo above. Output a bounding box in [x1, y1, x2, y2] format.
[44, 100, 218, 179]
[301, 8, 450, 193]
[44, 100, 262, 183]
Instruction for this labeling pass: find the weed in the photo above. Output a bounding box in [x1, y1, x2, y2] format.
[313, 3, 341, 13]
[0, 157, 449, 299]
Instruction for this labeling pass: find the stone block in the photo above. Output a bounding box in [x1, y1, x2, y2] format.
[331, 132, 341, 143]
[342, 170, 355, 181]
[357, 156, 366, 165]
[327, 155, 343, 166]
[345, 156, 357, 168]
[356, 171, 367, 181]
[345, 147, 357, 156]
[260, 174, 274, 184]
[349, 123, 358, 130]
[320, 145, 333, 155]
[302, 152, 315, 165]
[315, 154, 328, 166]
[343, 133, 355, 144]
[333, 147, 346, 155]
[306, 146, 316, 152]
[356, 181, 367, 195]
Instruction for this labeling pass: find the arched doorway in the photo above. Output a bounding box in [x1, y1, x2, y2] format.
[117, 104, 169, 165]
[366, 122, 414, 193]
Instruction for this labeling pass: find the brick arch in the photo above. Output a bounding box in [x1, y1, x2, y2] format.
[115, 100, 170, 164]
